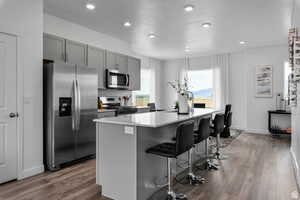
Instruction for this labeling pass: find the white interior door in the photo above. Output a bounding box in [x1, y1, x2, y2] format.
[0, 33, 17, 184]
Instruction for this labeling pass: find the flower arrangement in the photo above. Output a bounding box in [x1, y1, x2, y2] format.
[168, 76, 190, 95]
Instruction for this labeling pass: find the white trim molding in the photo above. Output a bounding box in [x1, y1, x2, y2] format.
[291, 148, 300, 191]
[245, 129, 270, 134]
[18, 165, 44, 180]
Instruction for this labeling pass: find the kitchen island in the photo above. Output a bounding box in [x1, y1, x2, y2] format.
[94, 108, 217, 200]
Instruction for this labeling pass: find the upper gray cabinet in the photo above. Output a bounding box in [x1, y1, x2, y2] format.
[87, 46, 106, 89]
[66, 40, 87, 66]
[128, 57, 141, 91]
[43, 33, 141, 91]
[106, 51, 128, 73]
[43, 33, 66, 62]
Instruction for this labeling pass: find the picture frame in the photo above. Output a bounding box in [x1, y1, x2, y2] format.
[255, 65, 273, 98]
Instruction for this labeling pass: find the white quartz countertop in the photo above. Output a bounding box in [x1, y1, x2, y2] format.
[93, 108, 218, 128]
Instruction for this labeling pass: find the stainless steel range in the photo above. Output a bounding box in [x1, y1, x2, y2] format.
[99, 96, 138, 115]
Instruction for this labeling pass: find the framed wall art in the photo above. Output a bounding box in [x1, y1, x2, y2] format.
[255, 65, 273, 98]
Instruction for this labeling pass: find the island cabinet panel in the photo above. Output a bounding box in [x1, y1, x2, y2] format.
[43, 34, 66, 62]
[97, 123, 137, 200]
[128, 57, 141, 91]
[66, 40, 87, 66]
[106, 51, 128, 73]
[87, 46, 106, 89]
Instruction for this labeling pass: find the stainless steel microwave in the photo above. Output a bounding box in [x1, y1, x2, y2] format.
[106, 69, 130, 89]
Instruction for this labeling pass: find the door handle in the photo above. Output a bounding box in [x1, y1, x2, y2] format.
[126, 74, 130, 86]
[9, 112, 18, 118]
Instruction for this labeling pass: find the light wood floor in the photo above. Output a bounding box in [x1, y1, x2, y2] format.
[0, 133, 298, 200]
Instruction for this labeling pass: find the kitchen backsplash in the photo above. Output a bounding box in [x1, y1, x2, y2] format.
[98, 89, 133, 106]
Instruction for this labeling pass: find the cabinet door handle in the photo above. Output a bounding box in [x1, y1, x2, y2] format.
[9, 112, 18, 118]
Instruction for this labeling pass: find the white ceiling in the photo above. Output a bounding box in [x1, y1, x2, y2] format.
[44, 0, 293, 59]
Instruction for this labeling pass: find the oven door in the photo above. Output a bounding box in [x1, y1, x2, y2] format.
[106, 69, 129, 89]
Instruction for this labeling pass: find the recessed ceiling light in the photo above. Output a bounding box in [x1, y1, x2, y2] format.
[239, 41, 246, 45]
[148, 33, 156, 39]
[202, 23, 212, 28]
[86, 3, 96, 10]
[184, 5, 195, 12]
[123, 21, 132, 27]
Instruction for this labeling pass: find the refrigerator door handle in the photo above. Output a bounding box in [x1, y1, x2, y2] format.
[72, 80, 77, 131]
[76, 80, 81, 130]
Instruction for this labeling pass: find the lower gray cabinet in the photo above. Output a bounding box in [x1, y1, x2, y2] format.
[137, 107, 150, 113]
[87, 46, 106, 89]
[128, 57, 141, 91]
[66, 40, 87, 66]
[98, 111, 116, 118]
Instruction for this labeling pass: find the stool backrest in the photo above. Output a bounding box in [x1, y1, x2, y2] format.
[225, 104, 232, 116]
[196, 117, 211, 141]
[147, 103, 156, 112]
[213, 113, 225, 134]
[176, 121, 194, 155]
[194, 103, 206, 108]
[225, 112, 232, 127]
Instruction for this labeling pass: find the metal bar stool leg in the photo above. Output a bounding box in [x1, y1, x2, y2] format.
[186, 149, 205, 185]
[215, 134, 228, 160]
[205, 138, 218, 170]
[166, 158, 187, 200]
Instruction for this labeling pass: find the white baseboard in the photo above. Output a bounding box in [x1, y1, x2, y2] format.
[230, 126, 244, 131]
[18, 165, 44, 180]
[291, 148, 300, 192]
[245, 129, 269, 134]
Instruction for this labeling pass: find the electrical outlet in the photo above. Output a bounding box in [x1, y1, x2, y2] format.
[124, 126, 134, 135]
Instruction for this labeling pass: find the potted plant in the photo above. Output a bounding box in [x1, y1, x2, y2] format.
[168, 77, 193, 114]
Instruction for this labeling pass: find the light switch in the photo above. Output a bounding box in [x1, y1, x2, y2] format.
[124, 126, 134, 135]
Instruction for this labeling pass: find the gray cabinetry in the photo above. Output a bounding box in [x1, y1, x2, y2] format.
[43, 34, 66, 62]
[137, 107, 150, 113]
[87, 46, 106, 89]
[106, 51, 128, 73]
[66, 40, 87, 65]
[43, 34, 141, 91]
[128, 57, 141, 91]
[98, 111, 116, 118]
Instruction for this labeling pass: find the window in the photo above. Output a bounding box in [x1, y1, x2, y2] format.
[284, 61, 291, 98]
[187, 69, 214, 108]
[133, 68, 154, 106]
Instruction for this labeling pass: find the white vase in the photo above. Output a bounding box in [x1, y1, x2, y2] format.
[178, 93, 189, 114]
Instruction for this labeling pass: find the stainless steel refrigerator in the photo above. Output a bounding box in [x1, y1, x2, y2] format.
[43, 60, 98, 171]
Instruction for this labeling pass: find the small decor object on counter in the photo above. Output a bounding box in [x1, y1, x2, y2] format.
[255, 65, 273, 98]
[120, 95, 131, 106]
[97, 97, 103, 110]
[168, 77, 194, 115]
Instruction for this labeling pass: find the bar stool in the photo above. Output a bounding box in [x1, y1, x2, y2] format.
[194, 117, 218, 170]
[146, 121, 195, 200]
[221, 111, 232, 138]
[210, 113, 225, 160]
